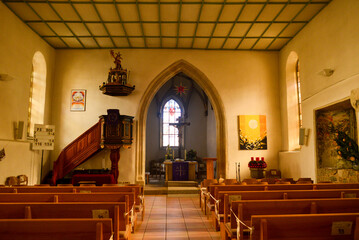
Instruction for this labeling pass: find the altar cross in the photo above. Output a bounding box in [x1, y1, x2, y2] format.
[169, 117, 190, 159]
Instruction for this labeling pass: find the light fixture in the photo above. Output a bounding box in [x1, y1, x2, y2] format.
[320, 68, 334, 77]
[0, 74, 14, 81]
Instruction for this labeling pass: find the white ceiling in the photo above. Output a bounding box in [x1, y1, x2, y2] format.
[3, 0, 331, 50]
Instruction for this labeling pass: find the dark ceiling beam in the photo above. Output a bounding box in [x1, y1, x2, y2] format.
[3, 0, 330, 5]
[113, 0, 132, 47]
[41, 35, 291, 39]
[220, 0, 247, 49]
[90, 0, 117, 47]
[265, 0, 312, 50]
[158, 0, 162, 47]
[46, 0, 85, 48]
[235, 0, 268, 49]
[205, 0, 226, 49]
[23, 0, 69, 47]
[135, 0, 147, 47]
[250, 1, 288, 50]
[175, 0, 182, 48]
[24, 20, 310, 24]
[67, 0, 100, 48]
[191, 0, 204, 48]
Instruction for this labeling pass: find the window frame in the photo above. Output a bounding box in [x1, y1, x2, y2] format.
[159, 97, 185, 148]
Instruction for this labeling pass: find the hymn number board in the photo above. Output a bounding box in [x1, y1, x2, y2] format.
[33, 124, 55, 150]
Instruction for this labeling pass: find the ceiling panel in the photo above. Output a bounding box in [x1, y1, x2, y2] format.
[52, 4, 80, 21]
[29, 3, 59, 21]
[3, 0, 332, 49]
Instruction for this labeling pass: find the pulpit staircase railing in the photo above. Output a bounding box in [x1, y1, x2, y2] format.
[52, 120, 103, 185]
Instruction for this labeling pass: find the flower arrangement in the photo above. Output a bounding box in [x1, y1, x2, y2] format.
[165, 145, 174, 160]
[186, 149, 197, 161]
[333, 130, 359, 168]
[248, 157, 267, 169]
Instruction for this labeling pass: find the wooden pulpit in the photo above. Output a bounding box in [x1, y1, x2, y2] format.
[203, 158, 217, 179]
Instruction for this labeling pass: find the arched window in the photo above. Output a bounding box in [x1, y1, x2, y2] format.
[296, 60, 303, 129]
[27, 51, 47, 138]
[161, 99, 182, 147]
[286, 51, 301, 150]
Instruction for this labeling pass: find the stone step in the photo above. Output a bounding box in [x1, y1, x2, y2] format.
[166, 181, 199, 187]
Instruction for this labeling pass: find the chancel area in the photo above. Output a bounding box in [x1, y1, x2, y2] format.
[1, 0, 359, 239]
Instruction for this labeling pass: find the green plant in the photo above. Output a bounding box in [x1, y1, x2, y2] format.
[186, 149, 197, 161]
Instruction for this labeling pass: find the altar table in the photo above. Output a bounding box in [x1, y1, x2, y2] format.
[164, 160, 197, 181]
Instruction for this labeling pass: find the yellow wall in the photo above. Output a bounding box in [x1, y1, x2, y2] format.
[0, 2, 55, 184]
[52, 49, 281, 182]
[279, 0, 359, 181]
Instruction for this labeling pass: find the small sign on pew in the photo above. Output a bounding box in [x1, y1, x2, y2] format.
[331, 221, 352, 235]
[92, 209, 110, 219]
[229, 195, 242, 204]
[33, 124, 55, 150]
[344, 193, 357, 198]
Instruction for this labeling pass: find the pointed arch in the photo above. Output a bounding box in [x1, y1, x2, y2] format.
[136, 59, 227, 183]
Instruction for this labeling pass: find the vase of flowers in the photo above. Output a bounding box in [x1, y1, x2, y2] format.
[248, 157, 267, 179]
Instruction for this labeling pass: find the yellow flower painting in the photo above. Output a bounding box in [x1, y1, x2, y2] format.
[238, 115, 267, 150]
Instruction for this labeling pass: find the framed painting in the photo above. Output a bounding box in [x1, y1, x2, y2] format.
[70, 89, 86, 111]
[238, 115, 267, 150]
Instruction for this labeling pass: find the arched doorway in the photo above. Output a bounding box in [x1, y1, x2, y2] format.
[136, 59, 227, 184]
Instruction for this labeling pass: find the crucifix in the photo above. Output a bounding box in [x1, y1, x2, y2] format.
[169, 117, 190, 159]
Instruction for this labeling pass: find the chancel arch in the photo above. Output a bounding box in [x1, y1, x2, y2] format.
[136, 59, 227, 184]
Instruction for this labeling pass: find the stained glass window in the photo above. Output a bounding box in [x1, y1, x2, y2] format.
[162, 99, 181, 147]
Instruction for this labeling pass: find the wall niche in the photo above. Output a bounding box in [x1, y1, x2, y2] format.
[316, 99, 358, 183]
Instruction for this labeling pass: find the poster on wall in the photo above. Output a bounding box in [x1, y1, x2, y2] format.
[70, 89, 86, 111]
[238, 115, 267, 150]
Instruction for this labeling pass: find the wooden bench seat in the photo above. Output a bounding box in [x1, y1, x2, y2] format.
[0, 218, 113, 240]
[251, 213, 359, 240]
[0, 185, 145, 220]
[222, 198, 359, 240]
[0, 192, 139, 233]
[0, 202, 130, 240]
[212, 189, 359, 231]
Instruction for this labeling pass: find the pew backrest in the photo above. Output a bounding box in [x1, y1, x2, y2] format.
[251, 213, 359, 240]
[0, 218, 113, 240]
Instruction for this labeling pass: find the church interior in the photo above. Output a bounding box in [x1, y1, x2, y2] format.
[1, 0, 359, 239]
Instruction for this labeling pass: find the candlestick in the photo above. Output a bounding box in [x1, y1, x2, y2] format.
[184, 149, 187, 160]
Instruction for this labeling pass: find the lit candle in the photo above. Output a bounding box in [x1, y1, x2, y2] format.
[184, 149, 187, 160]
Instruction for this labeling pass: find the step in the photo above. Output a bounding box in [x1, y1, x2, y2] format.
[166, 181, 199, 187]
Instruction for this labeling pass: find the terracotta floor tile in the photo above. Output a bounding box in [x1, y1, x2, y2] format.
[132, 195, 220, 240]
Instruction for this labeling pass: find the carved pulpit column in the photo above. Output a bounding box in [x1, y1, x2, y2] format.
[101, 109, 134, 183]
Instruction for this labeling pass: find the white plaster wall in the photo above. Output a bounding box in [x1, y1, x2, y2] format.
[279, 0, 359, 182]
[0, 2, 55, 185]
[52, 49, 281, 181]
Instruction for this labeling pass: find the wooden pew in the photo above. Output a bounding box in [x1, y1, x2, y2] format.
[251, 213, 359, 240]
[0, 202, 130, 240]
[212, 189, 359, 231]
[0, 218, 113, 240]
[0, 192, 139, 232]
[0, 185, 145, 220]
[223, 198, 359, 240]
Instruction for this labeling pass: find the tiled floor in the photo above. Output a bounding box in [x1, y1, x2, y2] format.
[133, 195, 221, 240]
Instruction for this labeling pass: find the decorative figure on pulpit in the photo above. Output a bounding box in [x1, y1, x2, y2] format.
[110, 50, 123, 70]
[169, 117, 190, 159]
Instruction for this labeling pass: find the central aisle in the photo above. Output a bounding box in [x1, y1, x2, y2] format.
[133, 195, 221, 240]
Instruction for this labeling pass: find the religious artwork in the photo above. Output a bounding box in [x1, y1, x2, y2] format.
[99, 50, 135, 96]
[70, 89, 86, 111]
[238, 115, 267, 150]
[174, 82, 188, 96]
[316, 100, 356, 169]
